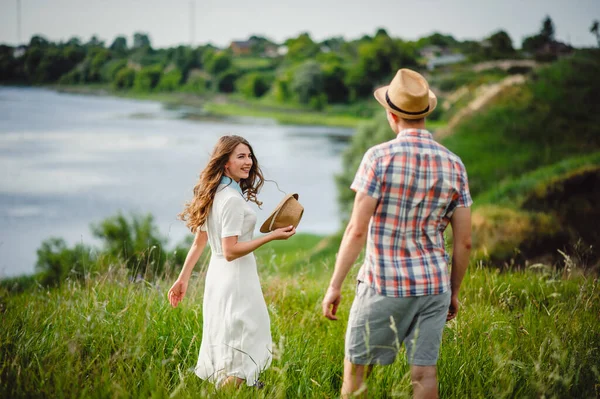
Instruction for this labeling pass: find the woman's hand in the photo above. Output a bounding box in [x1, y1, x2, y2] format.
[168, 279, 188, 308]
[270, 225, 296, 241]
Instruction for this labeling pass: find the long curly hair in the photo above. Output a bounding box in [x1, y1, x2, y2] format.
[178, 135, 264, 233]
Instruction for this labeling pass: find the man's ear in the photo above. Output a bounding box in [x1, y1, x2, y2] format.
[387, 110, 398, 122]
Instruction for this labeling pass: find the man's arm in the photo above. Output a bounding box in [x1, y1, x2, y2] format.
[322, 191, 378, 320]
[447, 206, 472, 321]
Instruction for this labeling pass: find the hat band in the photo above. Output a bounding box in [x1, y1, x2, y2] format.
[385, 91, 429, 116]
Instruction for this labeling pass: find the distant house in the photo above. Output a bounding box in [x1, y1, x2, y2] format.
[419, 45, 456, 59]
[13, 45, 26, 58]
[479, 39, 492, 49]
[419, 45, 443, 59]
[277, 45, 288, 56]
[427, 53, 467, 71]
[536, 40, 574, 59]
[263, 44, 279, 58]
[229, 40, 252, 55]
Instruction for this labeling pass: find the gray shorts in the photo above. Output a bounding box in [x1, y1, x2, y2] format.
[345, 281, 451, 366]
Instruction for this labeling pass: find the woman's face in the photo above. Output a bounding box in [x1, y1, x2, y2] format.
[224, 143, 253, 182]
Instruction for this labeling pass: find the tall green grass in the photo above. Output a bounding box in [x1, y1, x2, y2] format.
[2, 250, 599, 398]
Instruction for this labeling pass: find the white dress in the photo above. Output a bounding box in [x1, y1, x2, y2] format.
[195, 184, 272, 387]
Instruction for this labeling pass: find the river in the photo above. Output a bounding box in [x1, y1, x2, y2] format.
[0, 87, 354, 277]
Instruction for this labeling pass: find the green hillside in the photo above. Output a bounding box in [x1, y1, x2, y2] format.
[335, 49, 600, 268]
[441, 50, 600, 197]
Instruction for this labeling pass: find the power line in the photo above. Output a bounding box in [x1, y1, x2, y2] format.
[16, 0, 22, 44]
[190, 0, 195, 47]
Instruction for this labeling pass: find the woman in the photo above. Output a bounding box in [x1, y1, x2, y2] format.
[168, 135, 295, 388]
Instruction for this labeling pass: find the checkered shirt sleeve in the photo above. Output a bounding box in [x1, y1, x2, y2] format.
[351, 148, 381, 199]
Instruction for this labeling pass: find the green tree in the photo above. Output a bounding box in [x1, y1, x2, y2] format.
[102, 59, 127, 82]
[113, 67, 136, 89]
[285, 32, 320, 62]
[291, 61, 324, 105]
[522, 16, 555, 53]
[0, 45, 20, 81]
[541, 16, 555, 42]
[109, 36, 128, 54]
[320, 36, 346, 53]
[322, 62, 349, 103]
[156, 67, 183, 91]
[591, 20, 600, 47]
[85, 35, 105, 49]
[168, 45, 202, 79]
[133, 32, 152, 50]
[416, 32, 458, 48]
[36, 238, 95, 287]
[485, 30, 516, 59]
[247, 35, 278, 56]
[29, 35, 50, 48]
[346, 36, 417, 99]
[91, 212, 167, 276]
[272, 70, 293, 102]
[62, 44, 86, 66]
[237, 72, 271, 98]
[133, 64, 163, 91]
[522, 34, 546, 53]
[182, 72, 209, 94]
[216, 68, 240, 93]
[205, 51, 232, 75]
[87, 48, 111, 82]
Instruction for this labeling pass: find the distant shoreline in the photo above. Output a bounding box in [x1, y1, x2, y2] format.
[38, 84, 371, 128]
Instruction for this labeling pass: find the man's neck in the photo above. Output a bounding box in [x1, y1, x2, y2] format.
[395, 121, 426, 134]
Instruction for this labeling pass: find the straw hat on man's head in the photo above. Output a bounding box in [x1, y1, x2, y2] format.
[373, 68, 437, 120]
[260, 193, 304, 233]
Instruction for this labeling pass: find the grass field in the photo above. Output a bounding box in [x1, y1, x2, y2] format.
[2, 235, 599, 398]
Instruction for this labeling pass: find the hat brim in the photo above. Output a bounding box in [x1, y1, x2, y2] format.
[373, 86, 438, 120]
[260, 193, 300, 233]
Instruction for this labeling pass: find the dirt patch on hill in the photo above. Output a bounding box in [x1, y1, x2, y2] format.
[473, 166, 600, 270]
[435, 74, 527, 139]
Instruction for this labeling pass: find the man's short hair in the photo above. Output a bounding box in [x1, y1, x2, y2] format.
[401, 117, 425, 124]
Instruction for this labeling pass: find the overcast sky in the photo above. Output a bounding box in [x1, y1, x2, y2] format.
[1, 0, 598, 49]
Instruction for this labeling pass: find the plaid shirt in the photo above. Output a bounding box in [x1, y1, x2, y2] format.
[351, 129, 472, 297]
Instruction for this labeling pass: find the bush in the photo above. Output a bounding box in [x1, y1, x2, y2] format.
[322, 62, 349, 104]
[102, 59, 127, 82]
[35, 238, 96, 287]
[216, 69, 239, 93]
[205, 51, 232, 75]
[291, 61, 324, 105]
[156, 68, 183, 92]
[133, 64, 163, 92]
[236, 72, 272, 98]
[91, 212, 168, 277]
[182, 73, 209, 94]
[272, 70, 293, 102]
[58, 68, 82, 84]
[112, 67, 136, 89]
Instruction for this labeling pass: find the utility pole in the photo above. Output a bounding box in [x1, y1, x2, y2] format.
[190, 0, 195, 47]
[16, 0, 22, 44]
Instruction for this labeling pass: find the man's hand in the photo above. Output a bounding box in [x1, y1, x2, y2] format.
[322, 286, 342, 320]
[447, 294, 459, 321]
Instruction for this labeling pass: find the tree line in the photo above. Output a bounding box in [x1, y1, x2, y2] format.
[1, 17, 592, 110]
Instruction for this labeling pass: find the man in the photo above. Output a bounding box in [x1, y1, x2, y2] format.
[322, 68, 472, 399]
